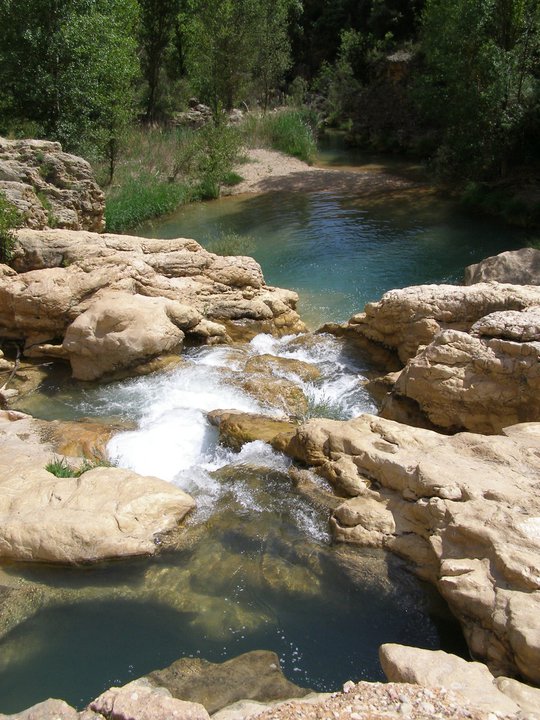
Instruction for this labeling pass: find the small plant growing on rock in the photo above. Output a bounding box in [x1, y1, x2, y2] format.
[0, 191, 22, 263]
[45, 456, 113, 478]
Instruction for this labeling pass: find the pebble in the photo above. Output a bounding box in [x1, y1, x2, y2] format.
[399, 702, 413, 715]
[342, 681, 355, 694]
[419, 702, 436, 714]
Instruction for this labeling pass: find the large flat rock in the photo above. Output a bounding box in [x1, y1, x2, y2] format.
[0, 229, 305, 380]
[0, 411, 195, 563]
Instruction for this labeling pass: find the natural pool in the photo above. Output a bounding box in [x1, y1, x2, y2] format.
[138, 149, 525, 327]
[1, 151, 524, 712]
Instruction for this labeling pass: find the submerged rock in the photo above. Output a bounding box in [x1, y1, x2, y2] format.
[0, 411, 195, 563]
[146, 651, 310, 714]
[0, 230, 305, 380]
[281, 414, 540, 684]
[208, 410, 296, 451]
[0, 137, 104, 232]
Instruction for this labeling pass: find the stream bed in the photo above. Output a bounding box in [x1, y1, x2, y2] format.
[1, 149, 525, 712]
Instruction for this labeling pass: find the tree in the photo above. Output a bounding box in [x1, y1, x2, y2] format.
[253, 0, 300, 111]
[137, 0, 182, 122]
[417, 0, 540, 178]
[0, 0, 139, 160]
[182, 0, 260, 112]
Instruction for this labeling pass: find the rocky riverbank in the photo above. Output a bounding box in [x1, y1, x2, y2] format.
[1, 139, 539, 718]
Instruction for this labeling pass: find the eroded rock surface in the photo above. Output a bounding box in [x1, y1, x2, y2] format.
[90, 678, 210, 720]
[0, 229, 304, 380]
[329, 282, 540, 433]
[333, 282, 540, 363]
[391, 306, 540, 433]
[379, 645, 520, 715]
[0, 411, 195, 563]
[281, 414, 540, 683]
[0, 138, 104, 232]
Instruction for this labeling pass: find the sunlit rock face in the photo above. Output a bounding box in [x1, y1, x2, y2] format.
[0, 410, 195, 564]
[0, 229, 305, 380]
[282, 414, 540, 684]
[328, 281, 540, 433]
[464, 247, 540, 286]
[0, 137, 104, 232]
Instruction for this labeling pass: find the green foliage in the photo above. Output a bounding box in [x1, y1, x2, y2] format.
[314, 29, 370, 125]
[416, 0, 540, 178]
[173, 121, 242, 199]
[182, 0, 297, 112]
[0, 191, 22, 263]
[0, 0, 139, 159]
[137, 0, 183, 122]
[45, 456, 113, 478]
[302, 392, 347, 421]
[242, 109, 318, 164]
[105, 174, 193, 232]
[253, 0, 300, 111]
[206, 230, 255, 256]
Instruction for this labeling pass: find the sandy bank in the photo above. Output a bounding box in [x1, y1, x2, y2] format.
[225, 148, 430, 198]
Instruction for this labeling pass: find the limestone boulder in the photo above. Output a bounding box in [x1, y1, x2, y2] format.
[0, 699, 101, 720]
[390, 309, 540, 433]
[244, 354, 321, 383]
[0, 411, 195, 563]
[0, 230, 305, 380]
[331, 282, 540, 363]
[63, 293, 197, 381]
[282, 414, 540, 683]
[379, 645, 520, 716]
[465, 247, 540, 285]
[208, 410, 296, 452]
[0, 137, 104, 232]
[145, 651, 310, 714]
[90, 678, 209, 720]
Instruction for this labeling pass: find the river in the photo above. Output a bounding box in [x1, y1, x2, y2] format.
[0, 142, 524, 712]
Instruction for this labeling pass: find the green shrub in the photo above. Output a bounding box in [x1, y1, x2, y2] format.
[105, 174, 194, 232]
[222, 171, 244, 186]
[241, 109, 318, 164]
[186, 122, 242, 200]
[0, 191, 22, 263]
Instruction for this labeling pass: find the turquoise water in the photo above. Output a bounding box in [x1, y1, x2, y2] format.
[139, 154, 524, 327]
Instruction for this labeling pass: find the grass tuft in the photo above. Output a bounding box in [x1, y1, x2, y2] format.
[241, 109, 318, 164]
[206, 229, 255, 256]
[45, 456, 113, 478]
[105, 174, 194, 232]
